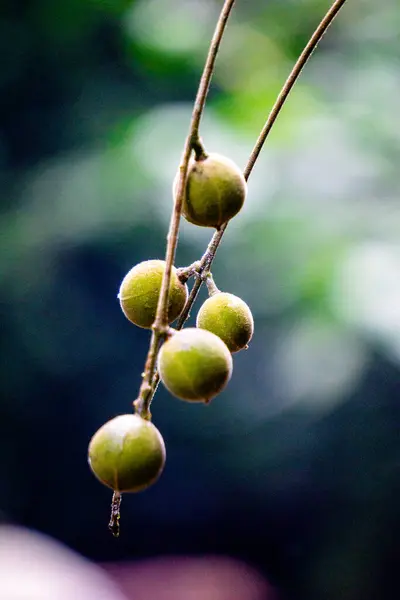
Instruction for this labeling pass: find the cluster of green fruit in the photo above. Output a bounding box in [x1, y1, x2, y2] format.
[88, 153, 254, 501]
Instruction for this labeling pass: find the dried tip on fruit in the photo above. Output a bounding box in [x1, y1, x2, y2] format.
[157, 327, 233, 402]
[108, 491, 122, 537]
[177, 152, 247, 229]
[88, 414, 166, 493]
[196, 292, 254, 353]
[118, 259, 188, 328]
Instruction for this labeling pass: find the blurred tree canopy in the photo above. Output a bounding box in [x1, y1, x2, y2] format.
[1, 1, 400, 599]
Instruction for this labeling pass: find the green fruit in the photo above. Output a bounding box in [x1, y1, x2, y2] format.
[196, 292, 254, 353]
[157, 327, 233, 402]
[118, 259, 188, 328]
[88, 414, 166, 493]
[181, 153, 247, 229]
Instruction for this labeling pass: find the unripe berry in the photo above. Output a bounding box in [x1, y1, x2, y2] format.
[196, 292, 254, 353]
[157, 327, 233, 402]
[118, 259, 188, 328]
[88, 414, 166, 493]
[181, 153, 247, 229]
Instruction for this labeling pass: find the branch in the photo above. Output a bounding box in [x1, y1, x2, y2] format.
[136, 0, 348, 413]
[134, 0, 236, 419]
[244, 0, 348, 180]
[173, 0, 349, 333]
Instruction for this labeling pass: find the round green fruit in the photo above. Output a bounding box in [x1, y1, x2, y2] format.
[88, 414, 166, 493]
[157, 327, 233, 402]
[118, 259, 188, 328]
[196, 292, 254, 353]
[181, 153, 247, 229]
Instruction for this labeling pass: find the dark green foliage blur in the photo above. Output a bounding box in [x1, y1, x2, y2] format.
[1, 1, 399, 599]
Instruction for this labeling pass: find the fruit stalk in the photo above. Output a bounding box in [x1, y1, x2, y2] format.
[134, 0, 236, 419]
[245, 0, 348, 179]
[204, 273, 220, 297]
[136, 0, 348, 415]
[163, 0, 350, 344]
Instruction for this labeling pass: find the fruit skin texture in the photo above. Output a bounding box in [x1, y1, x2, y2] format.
[118, 259, 188, 328]
[181, 153, 247, 229]
[88, 414, 166, 493]
[157, 327, 233, 402]
[196, 292, 254, 353]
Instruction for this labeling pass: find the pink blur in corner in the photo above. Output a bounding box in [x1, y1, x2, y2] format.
[0, 525, 128, 600]
[103, 555, 277, 600]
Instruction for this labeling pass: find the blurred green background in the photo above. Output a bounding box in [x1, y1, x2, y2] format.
[1, 1, 399, 599]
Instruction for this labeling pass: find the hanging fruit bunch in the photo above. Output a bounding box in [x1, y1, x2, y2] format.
[88, 148, 254, 535]
[87, 0, 347, 536]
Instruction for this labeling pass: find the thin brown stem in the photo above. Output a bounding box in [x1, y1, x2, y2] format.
[244, 0, 348, 180]
[136, 0, 348, 414]
[134, 0, 236, 419]
[171, 0, 349, 329]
